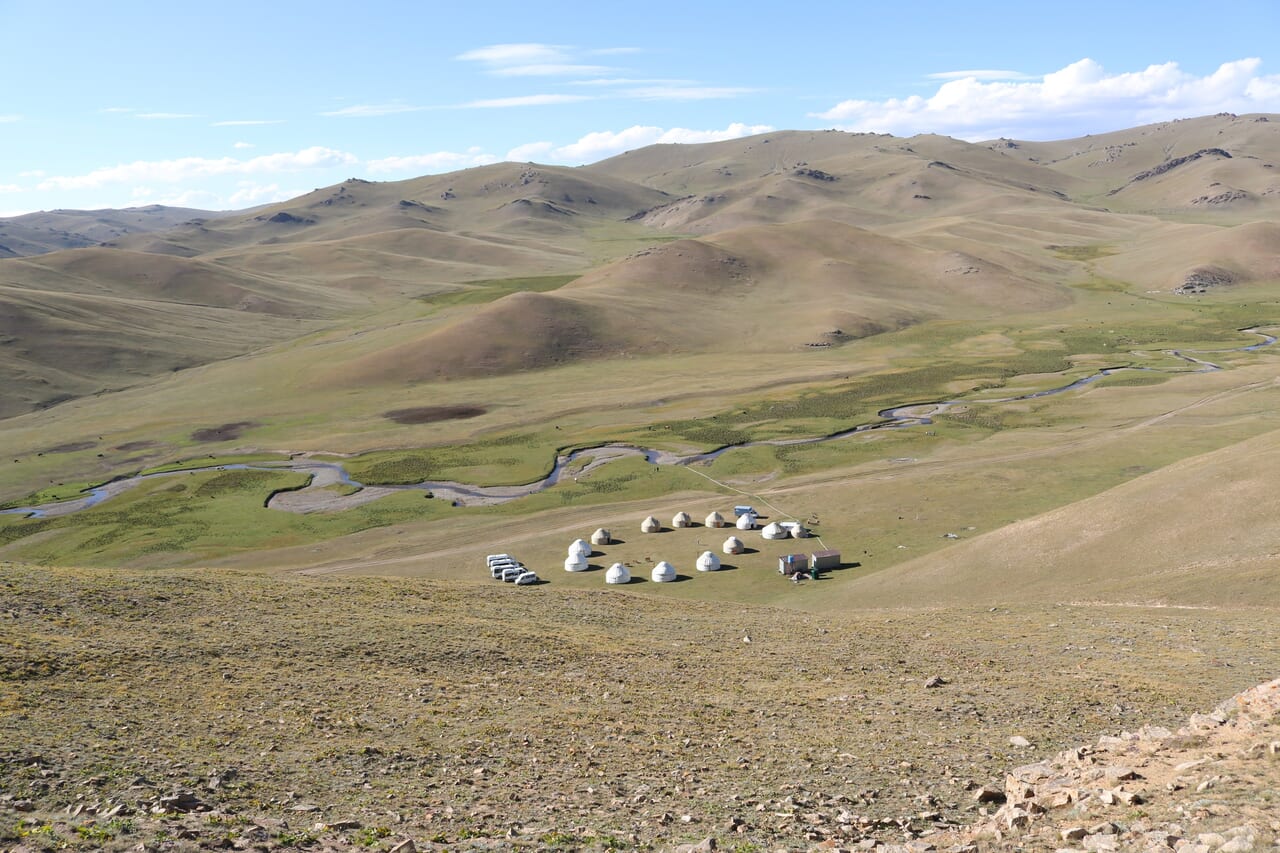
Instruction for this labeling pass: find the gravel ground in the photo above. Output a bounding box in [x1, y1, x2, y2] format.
[2, 563, 1277, 851]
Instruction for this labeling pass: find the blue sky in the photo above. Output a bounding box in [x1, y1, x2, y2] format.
[3, 0, 1279, 214]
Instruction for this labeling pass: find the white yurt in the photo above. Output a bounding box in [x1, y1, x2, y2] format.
[790, 523, 810, 539]
[641, 515, 662, 533]
[761, 521, 788, 540]
[704, 511, 726, 528]
[735, 512, 757, 531]
[568, 538, 592, 558]
[723, 535, 745, 555]
[590, 527, 612, 546]
[695, 550, 721, 572]
[564, 553, 589, 572]
[672, 511, 693, 528]
[651, 561, 677, 582]
[605, 562, 630, 584]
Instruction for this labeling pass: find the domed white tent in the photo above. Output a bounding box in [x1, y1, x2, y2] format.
[564, 553, 589, 572]
[704, 511, 726, 528]
[672, 511, 693, 528]
[605, 562, 630, 584]
[761, 521, 788, 540]
[651, 561, 677, 582]
[641, 515, 662, 533]
[568, 538, 592, 558]
[723, 535, 745, 555]
[590, 528, 612, 546]
[790, 523, 810, 539]
[695, 551, 721, 572]
[735, 512, 757, 531]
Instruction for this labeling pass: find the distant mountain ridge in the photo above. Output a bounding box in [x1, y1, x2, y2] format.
[0, 204, 231, 258]
[2, 112, 1279, 418]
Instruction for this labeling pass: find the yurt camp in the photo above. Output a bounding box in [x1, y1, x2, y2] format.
[605, 562, 630, 584]
[564, 553, 589, 572]
[672, 511, 693, 528]
[723, 536, 745, 555]
[704, 511, 726, 528]
[641, 516, 662, 533]
[591, 528, 612, 546]
[568, 538, 592, 558]
[735, 512, 757, 531]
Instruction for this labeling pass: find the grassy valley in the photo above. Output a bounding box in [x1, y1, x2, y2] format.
[3, 114, 1280, 850]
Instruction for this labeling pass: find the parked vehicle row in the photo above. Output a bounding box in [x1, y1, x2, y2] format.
[486, 553, 539, 585]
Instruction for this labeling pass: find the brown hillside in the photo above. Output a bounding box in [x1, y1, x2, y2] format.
[842, 421, 1280, 609]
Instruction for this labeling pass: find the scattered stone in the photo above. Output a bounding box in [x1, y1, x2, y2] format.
[1009, 736, 1031, 748]
[923, 676, 946, 689]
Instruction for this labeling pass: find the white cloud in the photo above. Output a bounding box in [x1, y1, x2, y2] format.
[145, 189, 224, 208]
[136, 112, 198, 119]
[491, 63, 612, 77]
[508, 122, 774, 165]
[506, 141, 557, 162]
[588, 47, 641, 56]
[462, 94, 593, 108]
[457, 43, 567, 65]
[571, 77, 692, 87]
[321, 103, 423, 117]
[0, 114, 22, 123]
[624, 85, 757, 101]
[927, 70, 1034, 81]
[18, 169, 44, 178]
[212, 119, 284, 126]
[0, 184, 22, 193]
[99, 107, 135, 114]
[233, 141, 254, 149]
[366, 148, 500, 174]
[457, 42, 623, 77]
[227, 182, 301, 208]
[814, 58, 1280, 140]
[37, 146, 359, 190]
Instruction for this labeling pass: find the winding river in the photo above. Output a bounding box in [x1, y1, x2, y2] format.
[5, 328, 1275, 518]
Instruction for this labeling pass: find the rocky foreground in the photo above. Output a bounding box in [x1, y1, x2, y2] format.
[935, 678, 1280, 852]
[1, 564, 1277, 852]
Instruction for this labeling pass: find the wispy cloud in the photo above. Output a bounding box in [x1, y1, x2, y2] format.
[624, 85, 757, 101]
[99, 107, 135, 114]
[814, 57, 1280, 140]
[588, 47, 641, 56]
[366, 148, 499, 174]
[457, 43, 566, 65]
[212, 119, 285, 127]
[0, 184, 22, 193]
[320, 103, 424, 118]
[461, 94, 593, 108]
[507, 122, 774, 164]
[457, 42, 623, 77]
[37, 146, 359, 191]
[492, 63, 613, 77]
[570, 77, 693, 87]
[927, 69, 1035, 81]
[0, 114, 23, 123]
[233, 142, 255, 149]
[136, 112, 199, 119]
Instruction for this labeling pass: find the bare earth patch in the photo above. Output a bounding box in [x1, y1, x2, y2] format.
[190, 421, 258, 442]
[382, 405, 488, 424]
